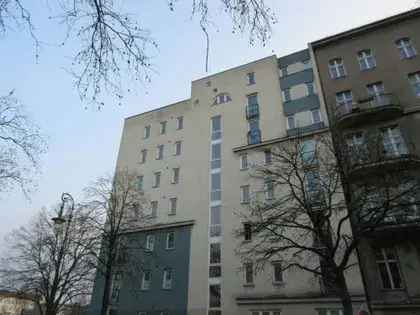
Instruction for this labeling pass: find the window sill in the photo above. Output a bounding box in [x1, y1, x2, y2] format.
[331, 75, 347, 80]
[401, 55, 417, 61]
[272, 281, 285, 287]
[168, 212, 176, 216]
[241, 201, 250, 205]
[240, 168, 249, 171]
[243, 283, 255, 288]
[360, 67, 376, 72]
[165, 247, 175, 251]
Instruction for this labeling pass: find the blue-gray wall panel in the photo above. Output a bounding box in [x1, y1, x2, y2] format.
[278, 49, 310, 68]
[89, 225, 192, 315]
[283, 94, 321, 115]
[287, 122, 326, 137]
[279, 69, 314, 90]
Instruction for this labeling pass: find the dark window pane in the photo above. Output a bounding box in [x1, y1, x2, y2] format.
[209, 266, 222, 278]
[209, 285, 221, 307]
[378, 263, 391, 289]
[210, 243, 221, 264]
[389, 262, 403, 288]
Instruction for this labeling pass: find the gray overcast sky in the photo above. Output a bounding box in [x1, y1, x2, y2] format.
[0, 0, 416, 244]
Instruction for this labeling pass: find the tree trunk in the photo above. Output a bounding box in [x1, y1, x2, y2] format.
[336, 270, 354, 315]
[100, 261, 113, 315]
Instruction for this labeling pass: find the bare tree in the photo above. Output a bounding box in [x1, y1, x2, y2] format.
[0, 1, 275, 105]
[236, 131, 420, 315]
[83, 170, 151, 315]
[0, 204, 96, 315]
[0, 91, 46, 195]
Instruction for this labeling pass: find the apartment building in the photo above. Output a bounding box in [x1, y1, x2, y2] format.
[88, 48, 367, 315]
[310, 8, 420, 315]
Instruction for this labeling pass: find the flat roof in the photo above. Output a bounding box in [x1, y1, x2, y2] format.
[311, 7, 420, 48]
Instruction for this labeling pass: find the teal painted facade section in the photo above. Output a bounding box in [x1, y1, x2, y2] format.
[279, 68, 314, 89]
[278, 49, 310, 68]
[287, 122, 326, 137]
[89, 225, 192, 315]
[283, 94, 321, 115]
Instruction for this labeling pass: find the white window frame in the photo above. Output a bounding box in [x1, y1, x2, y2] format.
[169, 197, 177, 215]
[367, 82, 385, 97]
[311, 109, 322, 124]
[286, 115, 295, 130]
[145, 235, 155, 251]
[247, 72, 256, 85]
[141, 270, 151, 290]
[358, 49, 376, 71]
[162, 269, 173, 289]
[240, 185, 250, 204]
[143, 125, 151, 139]
[174, 141, 182, 156]
[176, 116, 183, 130]
[166, 232, 175, 250]
[282, 89, 291, 102]
[328, 58, 346, 79]
[306, 82, 316, 95]
[153, 172, 161, 188]
[140, 149, 147, 164]
[375, 247, 403, 290]
[336, 90, 353, 114]
[396, 38, 417, 59]
[240, 154, 248, 170]
[172, 168, 180, 184]
[381, 126, 408, 157]
[160, 121, 167, 135]
[156, 145, 164, 160]
[272, 261, 283, 284]
[409, 72, 420, 97]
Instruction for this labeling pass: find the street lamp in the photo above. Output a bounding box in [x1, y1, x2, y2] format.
[52, 193, 75, 234]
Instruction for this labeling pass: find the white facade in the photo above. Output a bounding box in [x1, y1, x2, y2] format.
[115, 55, 365, 315]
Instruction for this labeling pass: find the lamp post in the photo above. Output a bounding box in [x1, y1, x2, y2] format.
[52, 193, 75, 235]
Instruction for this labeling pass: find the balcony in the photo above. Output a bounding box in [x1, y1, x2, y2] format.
[345, 144, 420, 181]
[248, 129, 262, 145]
[246, 104, 259, 120]
[335, 94, 402, 129]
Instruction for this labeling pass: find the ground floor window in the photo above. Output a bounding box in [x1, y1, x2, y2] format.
[375, 247, 404, 289]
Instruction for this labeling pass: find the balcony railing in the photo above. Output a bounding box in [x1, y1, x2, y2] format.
[246, 103, 260, 120]
[335, 94, 401, 128]
[248, 129, 261, 145]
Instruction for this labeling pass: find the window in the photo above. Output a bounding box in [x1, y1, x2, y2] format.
[143, 125, 151, 139]
[211, 173, 222, 201]
[240, 154, 248, 170]
[265, 178, 274, 200]
[375, 247, 403, 289]
[162, 269, 173, 289]
[306, 82, 316, 95]
[328, 58, 346, 79]
[141, 270, 151, 290]
[272, 262, 283, 284]
[209, 266, 222, 278]
[172, 168, 180, 184]
[156, 145, 164, 160]
[408, 72, 420, 97]
[264, 150, 272, 165]
[240, 185, 250, 204]
[160, 121, 167, 135]
[243, 223, 252, 241]
[367, 82, 385, 97]
[244, 262, 254, 285]
[214, 93, 232, 105]
[346, 132, 367, 163]
[211, 116, 222, 141]
[381, 126, 407, 157]
[140, 149, 147, 164]
[211, 143, 222, 169]
[286, 115, 295, 130]
[151, 201, 158, 217]
[336, 90, 353, 114]
[210, 206, 221, 237]
[248, 119, 261, 144]
[280, 66, 288, 77]
[166, 232, 175, 249]
[210, 243, 221, 264]
[209, 284, 221, 308]
[247, 72, 256, 85]
[137, 175, 144, 191]
[111, 272, 122, 303]
[396, 38, 417, 59]
[358, 49, 376, 71]
[247, 93, 258, 106]
[146, 235, 155, 251]
[305, 170, 322, 201]
[176, 116, 184, 130]
[169, 198, 177, 215]
[174, 141, 182, 156]
[282, 88, 291, 102]
[153, 172, 161, 188]
[301, 139, 317, 165]
[311, 109, 322, 124]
